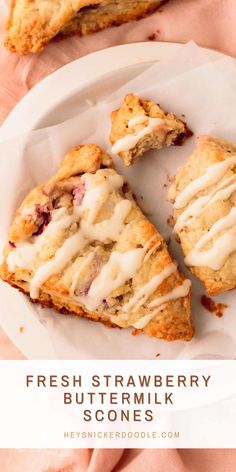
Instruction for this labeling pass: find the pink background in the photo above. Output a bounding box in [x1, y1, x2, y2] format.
[0, 0, 236, 469]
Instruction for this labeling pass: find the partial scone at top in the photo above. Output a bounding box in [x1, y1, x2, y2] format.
[169, 135, 236, 295]
[110, 93, 192, 166]
[0, 144, 193, 342]
[6, 0, 164, 55]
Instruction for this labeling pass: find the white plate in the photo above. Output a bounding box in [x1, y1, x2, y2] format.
[0, 42, 228, 359]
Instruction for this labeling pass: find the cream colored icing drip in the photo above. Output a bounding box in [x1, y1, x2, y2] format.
[73, 235, 160, 311]
[174, 175, 236, 233]
[80, 200, 132, 242]
[185, 207, 236, 270]
[144, 240, 160, 262]
[174, 155, 236, 210]
[7, 208, 76, 273]
[128, 115, 148, 127]
[133, 279, 191, 329]
[70, 249, 97, 298]
[7, 172, 132, 299]
[111, 115, 165, 154]
[123, 263, 177, 313]
[75, 248, 145, 312]
[8, 168, 191, 316]
[79, 173, 124, 223]
[30, 231, 89, 299]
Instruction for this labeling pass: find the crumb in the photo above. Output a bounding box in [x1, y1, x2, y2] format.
[163, 183, 167, 188]
[181, 114, 186, 118]
[85, 98, 96, 107]
[148, 33, 156, 41]
[132, 329, 142, 336]
[168, 174, 175, 182]
[161, 233, 170, 244]
[201, 295, 228, 318]
[215, 303, 228, 318]
[174, 233, 180, 243]
[155, 353, 161, 358]
[167, 215, 174, 227]
[122, 182, 130, 194]
[175, 127, 194, 146]
[19, 326, 24, 333]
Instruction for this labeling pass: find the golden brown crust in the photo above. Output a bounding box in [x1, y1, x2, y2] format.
[60, 0, 163, 37]
[1, 273, 193, 341]
[169, 135, 236, 295]
[110, 93, 191, 166]
[5, 0, 97, 54]
[8, 144, 112, 243]
[5, 0, 163, 55]
[1, 144, 193, 342]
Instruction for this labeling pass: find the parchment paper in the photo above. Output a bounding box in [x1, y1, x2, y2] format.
[1, 42, 236, 359]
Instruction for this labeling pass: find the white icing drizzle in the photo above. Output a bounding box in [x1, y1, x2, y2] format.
[133, 279, 191, 329]
[8, 167, 191, 315]
[132, 306, 163, 329]
[70, 249, 97, 298]
[111, 115, 165, 154]
[7, 172, 132, 299]
[123, 263, 177, 313]
[79, 173, 124, 223]
[174, 155, 236, 210]
[148, 279, 191, 308]
[30, 231, 89, 299]
[7, 208, 76, 273]
[128, 115, 148, 127]
[136, 234, 160, 264]
[144, 240, 160, 262]
[185, 207, 236, 270]
[80, 200, 132, 242]
[76, 248, 145, 312]
[74, 235, 160, 312]
[174, 175, 236, 233]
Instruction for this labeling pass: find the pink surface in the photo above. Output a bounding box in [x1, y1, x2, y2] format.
[1, 449, 236, 472]
[0, 0, 236, 468]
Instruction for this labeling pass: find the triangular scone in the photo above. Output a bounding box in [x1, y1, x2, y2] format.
[5, 0, 163, 55]
[169, 135, 236, 296]
[0, 144, 193, 342]
[110, 93, 192, 166]
[59, 0, 163, 39]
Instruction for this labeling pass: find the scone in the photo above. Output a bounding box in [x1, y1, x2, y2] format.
[6, 0, 164, 55]
[110, 93, 192, 166]
[0, 144, 193, 342]
[169, 135, 236, 296]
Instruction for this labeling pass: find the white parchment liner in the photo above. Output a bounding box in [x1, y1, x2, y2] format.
[1, 42, 236, 359]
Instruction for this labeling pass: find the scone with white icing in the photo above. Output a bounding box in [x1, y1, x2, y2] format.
[6, 0, 164, 55]
[0, 144, 193, 342]
[110, 93, 192, 166]
[169, 135, 236, 295]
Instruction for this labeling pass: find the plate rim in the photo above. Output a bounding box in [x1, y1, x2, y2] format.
[0, 41, 223, 141]
[0, 41, 226, 359]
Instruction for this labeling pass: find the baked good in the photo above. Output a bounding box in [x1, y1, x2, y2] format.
[6, 0, 164, 55]
[110, 93, 192, 166]
[169, 135, 236, 295]
[0, 144, 193, 341]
